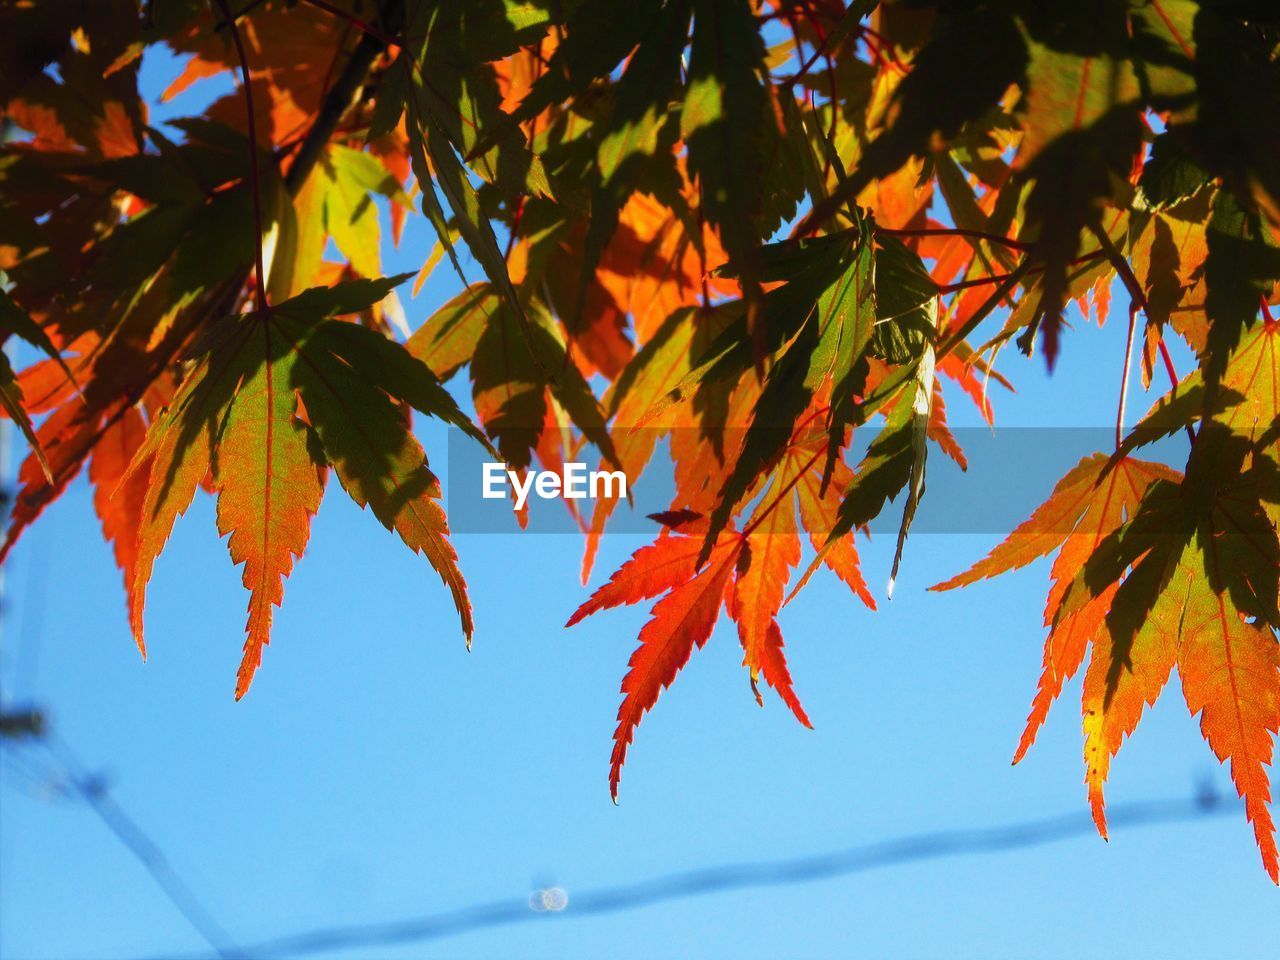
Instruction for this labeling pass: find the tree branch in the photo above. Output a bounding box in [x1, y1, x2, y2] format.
[282, 0, 407, 197]
[284, 35, 383, 194]
[877, 225, 1032, 252]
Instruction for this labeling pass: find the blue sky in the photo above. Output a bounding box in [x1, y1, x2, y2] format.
[1, 41, 1278, 960]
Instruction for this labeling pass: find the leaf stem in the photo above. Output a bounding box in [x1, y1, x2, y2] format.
[938, 271, 1023, 294]
[935, 250, 1104, 295]
[1086, 224, 1194, 444]
[784, 17, 834, 89]
[297, 0, 404, 49]
[934, 262, 1031, 360]
[213, 0, 269, 312]
[791, 0, 841, 182]
[742, 448, 824, 537]
[735, 405, 833, 538]
[857, 25, 908, 75]
[1115, 302, 1138, 451]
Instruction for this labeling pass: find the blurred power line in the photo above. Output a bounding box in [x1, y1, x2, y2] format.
[0, 379, 1240, 960]
[140, 788, 1232, 960]
[0, 388, 240, 959]
[42, 736, 246, 960]
[0, 354, 1243, 960]
[0, 731, 244, 960]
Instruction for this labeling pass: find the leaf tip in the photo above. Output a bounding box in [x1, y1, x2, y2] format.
[1091, 798, 1109, 842]
[34, 451, 54, 485]
[1011, 732, 1035, 766]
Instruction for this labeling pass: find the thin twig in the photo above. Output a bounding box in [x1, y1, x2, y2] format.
[935, 250, 1105, 295]
[784, 14, 837, 89]
[877, 225, 1033, 252]
[938, 271, 1024, 295]
[297, 0, 403, 49]
[935, 262, 1032, 360]
[857, 24, 908, 75]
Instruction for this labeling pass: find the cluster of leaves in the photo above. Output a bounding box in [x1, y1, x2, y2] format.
[1, 0, 1277, 876]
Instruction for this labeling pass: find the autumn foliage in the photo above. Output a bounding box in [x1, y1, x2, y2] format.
[0, 0, 1278, 878]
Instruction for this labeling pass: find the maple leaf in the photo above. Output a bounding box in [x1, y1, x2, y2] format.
[799, 5, 1028, 232]
[406, 283, 491, 382]
[797, 384, 921, 595]
[129, 276, 486, 696]
[580, 304, 735, 581]
[1118, 313, 1278, 462]
[570, 408, 883, 797]
[410, 279, 619, 528]
[468, 295, 617, 475]
[700, 225, 877, 561]
[165, 1, 346, 143]
[791, 445, 877, 612]
[1008, 427, 1280, 879]
[1013, 12, 1145, 368]
[89, 405, 152, 634]
[1136, 134, 1212, 214]
[682, 0, 785, 343]
[567, 515, 744, 799]
[311, 144, 411, 280]
[1095, 440, 1278, 878]
[6, 0, 1280, 882]
[381, 1, 553, 377]
[576, 0, 692, 333]
[1203, 190, 1280, 383]
[732, 503, 809, 727]
[479, 0, 668, 143]
[0, 400, 127, 570]
[936, 431, 1280, 880]
[0, 345, 50, 481]
[0, 287, 78, 480]
[932, 453, 1180, 764]
[212, 317, 325, 698]
[1172, 6, 1280, 230]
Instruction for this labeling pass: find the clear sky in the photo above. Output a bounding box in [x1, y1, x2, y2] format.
[0, 43, 1277, 960]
